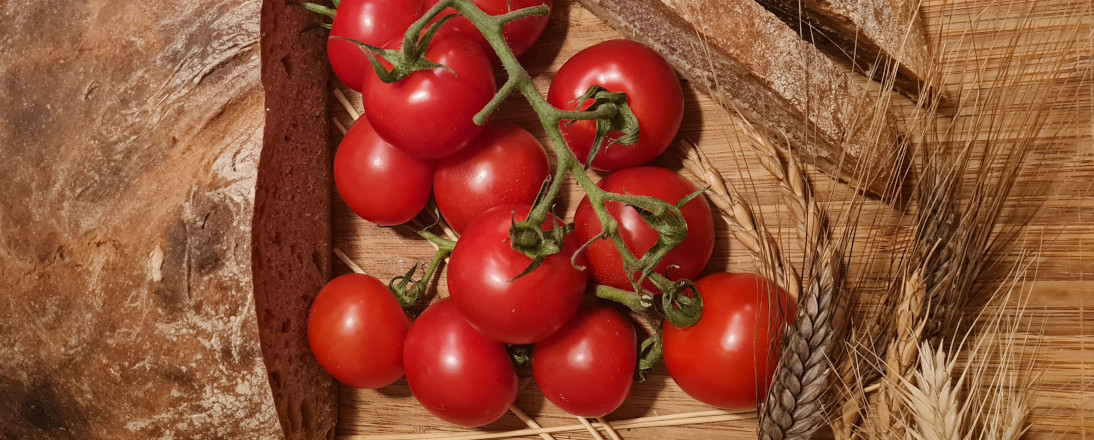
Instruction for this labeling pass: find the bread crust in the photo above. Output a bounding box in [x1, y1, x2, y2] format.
[577, 0, 906, 199]
[754, 0, 939, 104]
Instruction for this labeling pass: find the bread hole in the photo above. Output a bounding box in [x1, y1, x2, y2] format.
[280, 55, 293, 76]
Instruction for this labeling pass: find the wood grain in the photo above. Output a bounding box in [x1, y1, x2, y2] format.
[332, 0, 1093, 438]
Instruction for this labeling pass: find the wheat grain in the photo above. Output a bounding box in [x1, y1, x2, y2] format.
[903, 342, 964, 440]
[758, 244, 841, 440]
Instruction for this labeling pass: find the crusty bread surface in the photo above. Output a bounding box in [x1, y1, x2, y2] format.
[0, 0, 292, 438]
[753, 0, 939, 103]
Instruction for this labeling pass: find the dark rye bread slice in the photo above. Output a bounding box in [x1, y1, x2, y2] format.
[576, 0, 906, 199]
[753, 0, 942, 104]
[0, 0, 334, 438]
[254, 0, 338, 437]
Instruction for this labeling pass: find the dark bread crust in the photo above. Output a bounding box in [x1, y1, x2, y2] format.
[754, 0, 940, 104]
[255, 0, 337, 438]
[577, 0, 907, 199]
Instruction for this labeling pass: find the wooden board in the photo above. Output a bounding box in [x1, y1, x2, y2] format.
[329, 0, 1094, 438]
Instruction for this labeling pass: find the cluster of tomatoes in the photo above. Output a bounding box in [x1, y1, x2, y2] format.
[305, 0, 797, 428]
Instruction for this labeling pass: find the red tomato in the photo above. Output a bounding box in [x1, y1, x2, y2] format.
[662, 273, 797, 411]
[547, 39, 684, 171]
[533, 304, 637, 417]
[403, 299, 518, 426]
[328, 0, 426, 91]
[307, 273, 409, 389]
[446, 204, 587, 344]
[334, 118, 434, 226]
[573, 167, 714, 292]
[426, 0, 552, 61]
[433, 124, 549, 234]
[362, 32, 496, 160]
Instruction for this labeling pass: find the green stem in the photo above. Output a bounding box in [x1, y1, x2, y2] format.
[595, 284, 653, 312]
[389, 231, 455, 309]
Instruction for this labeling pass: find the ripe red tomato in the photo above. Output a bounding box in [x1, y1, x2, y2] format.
[362, 32, 496, 160]
[446, 204, 588, 344]
[328, 0, 426, 91]
[662, 273, 797, 411]
[547, 39, 684, 171]
[426, 0, 552, 61]
[334, 117, 434, 226]
[433, 124, 549, 234]
[573, 166, 714, 292]
[403, 299, 518, 426]
[533, 304, 637, 417]
[307, 273, 409, 389]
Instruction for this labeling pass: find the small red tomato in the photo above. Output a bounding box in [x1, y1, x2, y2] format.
[307, 273, 409, 389]
[403, 299, 518, 426]
[547, 39, 684, 171]
[363, 32, 496, 159]
[426, 0, 552, 62]
[328, 0, 426, 91]
[573, 167, 715, 292]
[533, 304, 637, 417]
[447, 204, 587, 344]
[662, 273, 797, 411]
[334, 118, 434, 226]
[434, 124, 549, 234]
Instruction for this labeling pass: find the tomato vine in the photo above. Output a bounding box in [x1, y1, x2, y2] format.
[353, 0, 704, 329]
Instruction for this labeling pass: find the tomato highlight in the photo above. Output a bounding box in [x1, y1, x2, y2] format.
[307, 274, 409, 389]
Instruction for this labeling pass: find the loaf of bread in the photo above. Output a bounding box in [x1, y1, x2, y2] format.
[753, 0, 939, 104]
[0, 0, 334, 438]
[577, 0, 907, 199]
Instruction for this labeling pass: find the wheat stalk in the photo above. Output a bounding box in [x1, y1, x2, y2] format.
[829, 0, 1090, 435]
[900, 254, 1039, 440]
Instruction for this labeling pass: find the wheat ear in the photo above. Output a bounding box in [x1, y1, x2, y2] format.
[742, 127, 842, 440]
[676, 132, 840, 439]
[725, 116, 843, 440]
[903, 342, 965, 440]
[675, 140, 802, 302]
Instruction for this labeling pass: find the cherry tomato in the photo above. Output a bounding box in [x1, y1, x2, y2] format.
[434, 124, 549, 234]
[363, 32, 496, 160]
[307, 273, 409, 389]
[334, 117, 434, 226]
[328, 0, 426, 91]
[547, 39, 684, 171]
[447, 204, 587, 344]
[573, 167, 714, 292]
[403, 299, 518, 426]
[426, 0, 552, 62]
[662, 273, 797, 411]
[533, 304, 637, 417]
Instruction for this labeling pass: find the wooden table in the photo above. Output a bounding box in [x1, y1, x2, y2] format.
[330, 0, 1093, 438]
